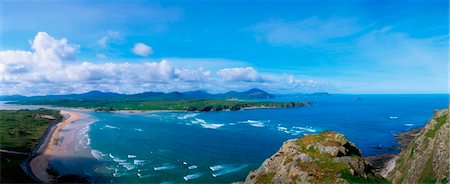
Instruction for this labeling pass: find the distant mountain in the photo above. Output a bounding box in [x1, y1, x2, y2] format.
[220, 88, 275, 99]
[0, 88, 276, 102]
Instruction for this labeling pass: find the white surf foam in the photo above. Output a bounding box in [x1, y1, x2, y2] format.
[194, 118, 207, 124]
[178, 113, 199, 120]
[293, 126, 317, 133]
[404, 123, 413, 126]
[134, 160, 146, 165]
[105, 125, 119, 129]
[119, 162, 136, 170]
[201, 123, 225, 129]
[277, 126, 288, 131]
[209, 165, 224, 171]
[188, 165, 198, 169]
[113, 158, 127, 163]
[212, 164, 247, 177]
[128, 155, 137, 158]
[91, 149, 108, 161]
[153, 163, 175, 171]
[183, 173, 202, 181]
[134, 128, 143, 132]
[389, 116, 398, 119]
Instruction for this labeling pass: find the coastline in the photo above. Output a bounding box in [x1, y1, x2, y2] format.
[29, 110, 81, 182]
[365, 127, 422, 178]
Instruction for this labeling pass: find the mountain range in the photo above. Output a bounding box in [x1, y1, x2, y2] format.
[0, 88, 275, 102]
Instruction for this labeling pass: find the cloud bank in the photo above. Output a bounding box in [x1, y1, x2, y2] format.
[0, 32, 328, 95]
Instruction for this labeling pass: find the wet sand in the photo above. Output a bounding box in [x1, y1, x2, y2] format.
[29, 110, 81, 182]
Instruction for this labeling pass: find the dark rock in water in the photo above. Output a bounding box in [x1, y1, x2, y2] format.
[394, 128, 421, 150]
[240, 131, 387, 184]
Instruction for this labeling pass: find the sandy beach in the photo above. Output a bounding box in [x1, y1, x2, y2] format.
[29, 110, 81, 182]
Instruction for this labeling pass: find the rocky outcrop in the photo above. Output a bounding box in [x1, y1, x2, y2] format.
[387, 106, 449, 184]
[242, 131, 386, 184]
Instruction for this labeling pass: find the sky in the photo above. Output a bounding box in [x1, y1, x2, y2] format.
[0, 0, 448, 95]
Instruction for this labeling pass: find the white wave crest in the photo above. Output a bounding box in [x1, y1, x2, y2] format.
[183, 173, 202, 181]
[188, 165, 198, 169]
[201, 123, 225, 129]
[209, 165, 224, 171]
[91, 149, 107, 161]
[178, 113, 199, 120]
[212, 164, 247, 177]
[105, 125, 119, 129]
[153, 163, 175, 171]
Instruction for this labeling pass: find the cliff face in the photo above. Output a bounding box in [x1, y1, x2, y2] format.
[387, 106, 449, 184]
[243, 131, 386, 184]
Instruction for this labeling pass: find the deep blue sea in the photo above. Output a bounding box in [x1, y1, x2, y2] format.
[2, 94, 449, 183]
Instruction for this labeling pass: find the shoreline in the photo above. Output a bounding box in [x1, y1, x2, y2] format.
[365, 127, 422, 178]
[28, 110, 81, 183]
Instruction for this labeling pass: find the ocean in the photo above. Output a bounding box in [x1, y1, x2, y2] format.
[1, 94, 449, 183]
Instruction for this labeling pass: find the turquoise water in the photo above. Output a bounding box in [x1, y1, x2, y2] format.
[3, 94, 448, 183]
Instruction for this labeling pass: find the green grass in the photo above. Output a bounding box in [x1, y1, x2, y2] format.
[0, 108, 62, 152]
[425, 114, 447, 138]
[341, 171, 391, 184]
[0, 108, 61, 183]
[12, 99, 307, 112]
[418, 155, 436, 184]
[255, 172, 276, 184]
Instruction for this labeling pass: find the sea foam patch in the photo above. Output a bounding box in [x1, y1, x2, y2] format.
[178, 113, 199, 120]
[211, 164, 248, 177]
[189, 118, 225, 129]
[242, 120, 267, 127]
[183, 173, 202, 181]
[153, 163, 176, 171]
[105, 125, 119, 129]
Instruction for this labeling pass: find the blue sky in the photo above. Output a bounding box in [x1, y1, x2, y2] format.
[0, 0, 448, 95]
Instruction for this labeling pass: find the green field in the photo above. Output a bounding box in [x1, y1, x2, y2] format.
[12, 100, 309, 112]
[0, 109, 62, 152]
[0, 109, 62, 183]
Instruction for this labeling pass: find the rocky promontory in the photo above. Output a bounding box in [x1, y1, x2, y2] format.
[242, 131, 387, 183]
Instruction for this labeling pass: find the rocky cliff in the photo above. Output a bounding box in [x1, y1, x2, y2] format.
[387, 106, 449, 184]
[242, 131, 387, 184]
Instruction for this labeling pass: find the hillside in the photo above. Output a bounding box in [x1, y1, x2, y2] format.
[241, 131, 387, 184]
[387, 106, 449, 183]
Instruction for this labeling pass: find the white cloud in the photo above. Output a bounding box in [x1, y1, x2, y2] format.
[0, 32, 334, 95]
[217, 67, 264, 82]
[132, 43, 153, 56]
[251, 17, 360, 46]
